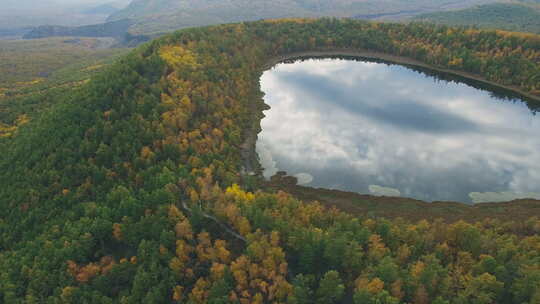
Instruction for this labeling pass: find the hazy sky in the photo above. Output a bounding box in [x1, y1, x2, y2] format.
[0, 0, 131, 27]
[3, 0, 130, 10]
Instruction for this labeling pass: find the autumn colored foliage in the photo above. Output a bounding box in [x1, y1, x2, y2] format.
[0, 19, 539, 303]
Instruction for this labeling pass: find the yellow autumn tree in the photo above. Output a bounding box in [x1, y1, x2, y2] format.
[159, 45, 200, 71]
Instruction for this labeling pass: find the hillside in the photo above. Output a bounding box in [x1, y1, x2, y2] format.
[14, 0, 506, 40]
[0, 19, 539, 303]
[415, 2, 540, 34]
[0, 37, 128, 137]
[108, 0, 498, 34]
[23, 19, 134, 40]
[82, 3, 121, 16]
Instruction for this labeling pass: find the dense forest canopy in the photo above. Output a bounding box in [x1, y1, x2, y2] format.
[0, 37, 127, 138]
[0, 19, 539, 303]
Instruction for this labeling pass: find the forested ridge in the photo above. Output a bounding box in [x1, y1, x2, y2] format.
[0, 19, 539, 303]
[415, 3, 540, 34]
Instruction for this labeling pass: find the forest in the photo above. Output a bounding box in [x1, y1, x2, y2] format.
[0, 19, 539, 303]
[0, 37, 127, 137]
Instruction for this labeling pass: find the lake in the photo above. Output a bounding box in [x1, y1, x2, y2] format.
[256, 57, 540, 203]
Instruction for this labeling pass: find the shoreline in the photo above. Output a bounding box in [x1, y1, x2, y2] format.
[263, 49, 540, 103]
[265, 175, 540, 222]
[240, 49, 540, 205]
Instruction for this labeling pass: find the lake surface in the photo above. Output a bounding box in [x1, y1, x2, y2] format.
[256, 57, 540, 203]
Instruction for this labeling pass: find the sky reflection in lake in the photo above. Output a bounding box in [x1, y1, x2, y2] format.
[256, 58, 540, 203]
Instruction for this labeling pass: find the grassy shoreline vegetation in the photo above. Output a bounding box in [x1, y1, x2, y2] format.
[1, 19, 539, 303]
[265, 176, 540, 223]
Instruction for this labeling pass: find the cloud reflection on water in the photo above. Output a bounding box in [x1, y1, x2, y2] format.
[256, 58, 540, 203]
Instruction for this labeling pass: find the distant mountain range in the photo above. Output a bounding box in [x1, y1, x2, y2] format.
[14, 0, 540, 43]
[415, 2, 540, 34]
[107, 0, 498, 34]
[82, 3, 122, 16]
[0, 1, 130, 30]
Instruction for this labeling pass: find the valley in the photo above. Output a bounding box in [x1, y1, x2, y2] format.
[3, 0, 501, 40]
